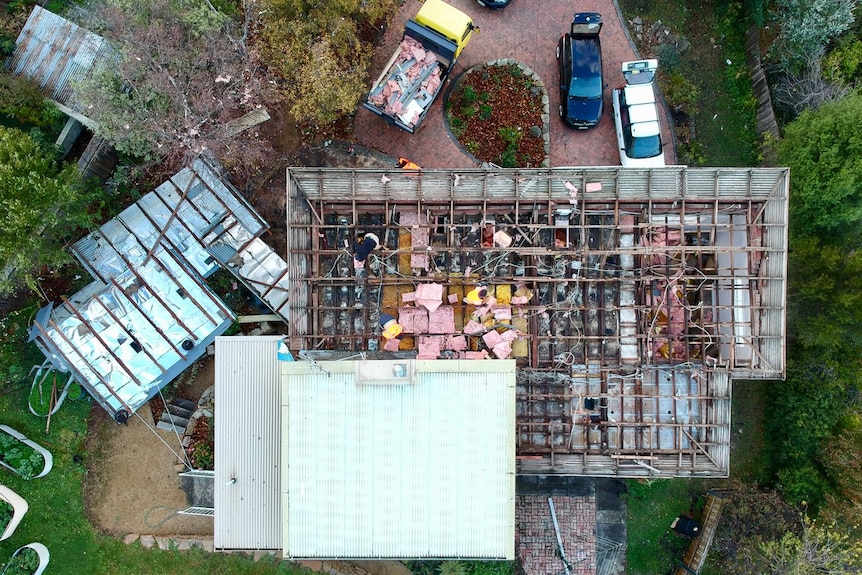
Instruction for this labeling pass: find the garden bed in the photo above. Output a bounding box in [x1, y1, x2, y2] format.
[0, 486, 27, 541]
[0, 426, 52, 480]
[445, 60, 548, 168]
[0, 543, 49, 575]
[186, 416, 214, 470]
[27, 370, 77, 418]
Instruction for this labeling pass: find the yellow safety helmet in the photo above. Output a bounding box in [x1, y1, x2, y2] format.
[465, 285, 489, 306]
[382, 319, 403, 340]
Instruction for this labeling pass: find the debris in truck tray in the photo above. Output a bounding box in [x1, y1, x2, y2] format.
[363, 0, 476, 132]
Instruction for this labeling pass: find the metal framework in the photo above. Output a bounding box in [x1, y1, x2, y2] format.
[284, 166, 789, 477]
[29, 157, 291, 421]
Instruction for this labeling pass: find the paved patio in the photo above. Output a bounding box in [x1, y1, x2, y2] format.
[352, 0, 676, 168]
[516, 477, 626, 575]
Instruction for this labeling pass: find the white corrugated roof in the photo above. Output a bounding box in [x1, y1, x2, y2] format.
[283, 358, 516, 559]
[214, 336, 283, 550]
[214, 340, 516, 558]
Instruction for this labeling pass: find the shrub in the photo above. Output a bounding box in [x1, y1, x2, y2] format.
[499, 126, 521, 147]
[461, 85, 478, 107]
[438, 561, 466, 575]
[0, 433, 45, 480]
[449, 116, 465, 137]
[1, 546, 39, 575]
[188, 440, 214, 470]
[0, 499, 12, 534]
[770, 0, 855, 71]
[659, 70, 700, 117]
[27, 383, 52, 416]
[655, 42, 682, 71]
[0, 72, 62, 128]
[498, 148, 518, 168]
[479, 104, 492, 120]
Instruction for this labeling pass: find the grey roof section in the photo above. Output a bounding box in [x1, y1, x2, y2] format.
[6, 6, 116, 126]
[28, 157, 272, 421]
[214, 336, 283, 552]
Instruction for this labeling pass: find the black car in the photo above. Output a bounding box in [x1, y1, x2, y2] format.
[476, 0, 511, 8]
[556, 13, 604, 129]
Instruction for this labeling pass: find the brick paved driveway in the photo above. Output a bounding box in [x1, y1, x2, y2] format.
[352, 0, 676, 169]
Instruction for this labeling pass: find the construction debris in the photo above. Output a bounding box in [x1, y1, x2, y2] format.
[284, 167, 789, 477]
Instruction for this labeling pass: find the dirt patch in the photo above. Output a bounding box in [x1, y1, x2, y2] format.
[83, 359, 217, 538]
[175, 356, 216, 402]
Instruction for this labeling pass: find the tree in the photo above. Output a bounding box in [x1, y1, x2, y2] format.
[257, 0, 398, 125]
[710, 485, 803, 575]
[0, 71, 63, 127]
[773, 53, 850, 115]
[760, 518, 862, 574]
[769, 0, 856, 71]
[820, 413, 862, 533]
[786, 237, 862, 353]
[777, 93, 862, 240]
[0, 126, 101, 294]
[71, 0, 274, 175]
[711, 487, 862, 575]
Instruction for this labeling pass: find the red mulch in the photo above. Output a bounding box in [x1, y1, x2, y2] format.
[447, 64, 546, 168]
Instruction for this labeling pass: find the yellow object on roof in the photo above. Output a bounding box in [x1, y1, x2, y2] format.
[415, 0, 475, 58]
[382, 319, 403, 340]
[465, 286, 488, 306]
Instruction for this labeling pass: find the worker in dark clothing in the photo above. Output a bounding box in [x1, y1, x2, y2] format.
[353, 232, 381, 268]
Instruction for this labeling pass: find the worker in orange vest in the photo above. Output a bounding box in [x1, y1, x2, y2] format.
[398, 157, 420, 170]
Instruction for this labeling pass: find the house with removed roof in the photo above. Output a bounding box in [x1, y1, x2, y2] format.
[203, 165, 787, 560]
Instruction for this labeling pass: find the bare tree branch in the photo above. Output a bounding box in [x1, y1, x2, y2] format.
[773, 52, 851, 115]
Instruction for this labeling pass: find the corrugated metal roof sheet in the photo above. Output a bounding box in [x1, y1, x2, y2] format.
[214, 336, 283, 551]
[27, 157, 270, 420]
[283, 358, 516, 559]
[214, 343, 516, 558]
[6, 6, 117, 123]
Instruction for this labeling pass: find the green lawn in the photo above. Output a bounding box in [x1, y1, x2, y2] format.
[617, 2, 766, 572]
[619, 0, 758, 167]
[624, 479, 706, 575]
[0, 387, 304, 575]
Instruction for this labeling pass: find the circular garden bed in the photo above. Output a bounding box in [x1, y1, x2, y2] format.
[445, 60, 549, 168]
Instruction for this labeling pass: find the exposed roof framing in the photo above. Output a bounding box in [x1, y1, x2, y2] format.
[284, 167, 789, 477]
[28, 157, 283, 421]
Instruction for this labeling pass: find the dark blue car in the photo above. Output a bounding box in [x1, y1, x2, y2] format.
[556, 13, 604, 129]
[476, 0, 511, 8]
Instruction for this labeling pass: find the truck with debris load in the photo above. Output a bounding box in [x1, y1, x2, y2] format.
[363, 0, 478, 133]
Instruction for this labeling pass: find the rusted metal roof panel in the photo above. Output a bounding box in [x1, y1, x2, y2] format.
[5, 6, 116, 120]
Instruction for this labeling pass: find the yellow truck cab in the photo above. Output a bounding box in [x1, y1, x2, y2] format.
[414, 0, 475, 58]
[363, 0, 478, 133]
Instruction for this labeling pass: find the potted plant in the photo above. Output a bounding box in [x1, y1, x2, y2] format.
[0, 543, 49, 575]
[0, 426, 52, 479]
[0, 485, 28, 541]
